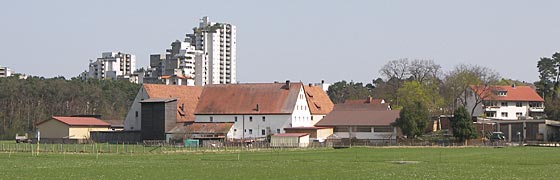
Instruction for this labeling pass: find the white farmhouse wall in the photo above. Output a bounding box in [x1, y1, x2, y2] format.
[195, 114, 293, 139]
[124, 87, 148, 130]
[291, 87, 312, 127]
[333, 127, 397, 140]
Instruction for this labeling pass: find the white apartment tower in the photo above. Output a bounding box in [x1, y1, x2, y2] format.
[190, 16, 237, 85]
[88, 52, 136, 80]
[0, 66, 13, 78]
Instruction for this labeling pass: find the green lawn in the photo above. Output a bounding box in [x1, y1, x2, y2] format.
[0, 147, 558, 179]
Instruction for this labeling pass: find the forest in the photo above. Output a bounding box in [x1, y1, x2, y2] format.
[0, 76, 140, 139]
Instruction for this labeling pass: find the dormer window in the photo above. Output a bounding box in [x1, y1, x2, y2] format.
[496, 91, 507, 96]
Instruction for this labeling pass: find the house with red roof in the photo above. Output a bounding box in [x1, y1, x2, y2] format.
[35, 116, 111, 142]
[466, 84, 545, 120]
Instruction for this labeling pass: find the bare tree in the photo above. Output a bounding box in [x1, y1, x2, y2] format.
[443, 64, 500, 116]
[379, 58, 410, 81]
[408, 59, 442, 84]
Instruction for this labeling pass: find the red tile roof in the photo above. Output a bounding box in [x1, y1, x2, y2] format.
[143, 84, 203, 123]
[36, 116, 111, 126]
[272, 133, 309, 137]
[284, 127, 331, 130]
[333, 103, 391, 111]
[315, 110, 400, 126]
[303, 85, 334, 115]
[470, 85, 544, 102]
[195, 83, 302, 115]
[168, 122, 234, 134]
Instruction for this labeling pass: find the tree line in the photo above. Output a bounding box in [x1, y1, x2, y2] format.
[327, 55, 559, 142]
[0, 76, 140, 139]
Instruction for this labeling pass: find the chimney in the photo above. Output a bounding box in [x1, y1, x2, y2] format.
[367, 96, 373, 103]
[512, 83, 516, 88]
[285, 80, 290, 90]
[309, 83, 313, 87]
[256, 104, 260, 112]
[274, 81, 279, 83]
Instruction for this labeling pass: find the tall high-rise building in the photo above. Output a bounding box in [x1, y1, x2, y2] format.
[88, 52, 136, 80]
[144, 16, 236, 86]
[190, 16, 237, 85]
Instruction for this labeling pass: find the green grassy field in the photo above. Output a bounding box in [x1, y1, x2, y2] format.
[1, 146, 558, 179]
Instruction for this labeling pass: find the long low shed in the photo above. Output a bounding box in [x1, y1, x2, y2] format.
[270, 133, 309, 148]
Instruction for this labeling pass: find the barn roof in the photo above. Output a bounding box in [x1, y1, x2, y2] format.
[167, 122, 233, 134]
[195, 83, 302, 115]
[272, 133, 309, 137]
[36, 116, 111, 126]
[303, 85, 334, 115]
[315, 109, 400, 126]
[143, 84, 203, 123]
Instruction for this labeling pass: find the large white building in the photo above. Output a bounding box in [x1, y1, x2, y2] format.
[465, 85, 545, 120]
[88, 52, 136, 80]
[0, 66, 13, 78]
[190, 16, 237, 85]
[124, 81, 334, 141]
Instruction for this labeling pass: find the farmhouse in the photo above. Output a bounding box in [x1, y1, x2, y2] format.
[194, 81, 313, 140]
[36, 116, 111, 143]
[466, 85, 545, 120]
[123, 81, 333, 142]
[315, 104, 400, 143]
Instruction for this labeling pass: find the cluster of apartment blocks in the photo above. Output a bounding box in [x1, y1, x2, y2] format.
[85, 17, 236, 86]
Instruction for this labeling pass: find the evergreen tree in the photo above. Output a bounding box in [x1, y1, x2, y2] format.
[393, 101, 430, 138]
[451, 107, 478, 145]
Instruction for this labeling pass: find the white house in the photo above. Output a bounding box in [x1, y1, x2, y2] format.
[194, 81, 313, 140]
[465, 85, 545, 120]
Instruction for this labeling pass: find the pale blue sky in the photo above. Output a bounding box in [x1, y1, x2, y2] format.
[1, 0, 559, 84]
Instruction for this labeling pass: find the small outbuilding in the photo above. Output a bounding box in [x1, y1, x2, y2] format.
[35, 116, 111, 143]
[270, 133, 310, 148]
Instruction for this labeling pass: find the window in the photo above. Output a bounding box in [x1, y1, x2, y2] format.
[249, 129, 253, 134]
[374, 126, 394, 132]
[496, 91, 507, 96]
[501, 102, 508, 107]
[234, 116, 238, 122]
[244, 129, 246, 132]
[234, 129, 237, 132]
[249, 116, 253, 122]
[261, 129, 266, 135]
[357, 127, 372, 132]
[209, 117, 213, 122]
[516, 102, 522, 107]
[516, 112, 523, 117]
[135, 111, 138, 117]
[262, 116, 266, 122]
[311, 116, 314, 121]
[501, 112, 508, 117]
[276, 129, 281, 133]
[334, 127, 349, 132]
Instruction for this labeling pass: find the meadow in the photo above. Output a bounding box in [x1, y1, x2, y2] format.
[1, 145, 559, 179]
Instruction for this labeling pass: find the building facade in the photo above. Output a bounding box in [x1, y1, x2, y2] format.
[466, 85, 545, 120]
[0, 66, 13, 78]
[190, 16, 237, 85]
[88, 52, 136, 80]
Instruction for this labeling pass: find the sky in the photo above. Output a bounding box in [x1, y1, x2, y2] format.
[1, 0, 560, 84]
